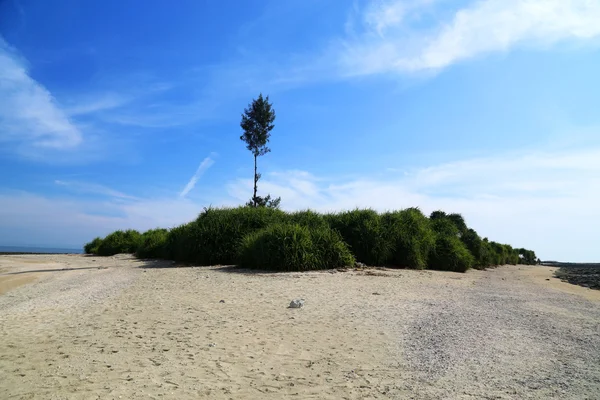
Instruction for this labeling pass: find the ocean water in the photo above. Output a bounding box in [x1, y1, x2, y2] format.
[0, 246, 82, 254]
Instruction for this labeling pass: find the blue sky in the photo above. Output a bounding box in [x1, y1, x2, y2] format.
[1, 0, 599, 261]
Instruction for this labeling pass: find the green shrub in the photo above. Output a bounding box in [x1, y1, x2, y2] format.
[167, 206, 285, 265]
[83, 237, 103, 255]
[517, 248, 537, 265]
[285, 210, 329, 229]
[429, 235, 475, 272]
[430, 215, 460, 237]
[461, 229, 488, 269]
[324, 209, 391, 266]
[96, 229, 142, 256]
[489, 241, 508, 265]
[382, 208, 435, 269]
[447, 213, 468, 236]
[238, 223, 354, 271]
[136, 229, 169, 259]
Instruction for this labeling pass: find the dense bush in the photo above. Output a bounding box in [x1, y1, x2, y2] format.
[382, 208, 435, 269]
[83, 237, 103, 255]
[325, 209, 391, 266]
[238, 223, 354, 271]
[430, 216, 460, 237]
[461, 229, 489, 269]
[88, 205, 537, 273]
[285, 210, 329, 229]
[136, 229, 169, 259]
[96, 229, 142, 256]
[167, 206, 285, 265]
[429, 235, 475, 272]
[517, 248, 537, 265]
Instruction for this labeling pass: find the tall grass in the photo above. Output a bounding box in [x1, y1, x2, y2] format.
[238, 223, 354, 271]
[96, 229, 142, 256]
[429, 211, 476, 272]
[382, 208, 435, 269]
[324, 209, 391, 266]
[88, 206, 536, 273]
[83, 237, 103, 255]
[166, 207, 285, 265]
[136, 229, 169, 259]
[429, 235, 475, 273]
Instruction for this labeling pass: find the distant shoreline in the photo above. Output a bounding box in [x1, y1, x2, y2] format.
[0, 246, 82, 255]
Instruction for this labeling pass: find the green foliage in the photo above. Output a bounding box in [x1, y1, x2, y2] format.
[240, 93, 276, 157]
[447, 213, 468, 236]
[488, 241, 512, 265]
[430, 216, 460, 237]
[430, 210, 447, 220]
[285, 210, 329, 229]
[429, 235, 475, 273]
[96, 229, 142, 256]
[325, 209, 391, 266]
[164, 223, 197, 262]
[136, 229, 169, 259]
[83, 237, 103, 255]
[382, 208, 435, 269]
[92, 204, 536, 273]
[245, 194, 281, 209]
[238, 224, 354, 271]
[167, 206, 285, 265]
[461, 229, 488, 269]
[517, 248, 537, 265]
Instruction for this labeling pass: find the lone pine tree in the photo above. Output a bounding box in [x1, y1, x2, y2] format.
[240, 93, 281, 208]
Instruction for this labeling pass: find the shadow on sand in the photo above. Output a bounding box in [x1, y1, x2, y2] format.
[134, 258, 306, 275]
[0, 266, 109, 276]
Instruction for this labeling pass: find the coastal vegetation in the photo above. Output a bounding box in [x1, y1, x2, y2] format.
[84, 206, 537, 272]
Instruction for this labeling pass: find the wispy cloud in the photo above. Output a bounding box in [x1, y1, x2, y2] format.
[0, 38, 82, 149]
[339, 0, 600, 75]
[179, 154, 217, 198]
[63, 94, 131, 117]
[54, 180, 139, 200]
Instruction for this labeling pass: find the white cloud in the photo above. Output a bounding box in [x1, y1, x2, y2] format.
[179, 154, 217, 198]
[0, 39, 82, 149]
[63, 94, 131, 117]
[341, 0, 600, 75]
[227, 147, 600, 262]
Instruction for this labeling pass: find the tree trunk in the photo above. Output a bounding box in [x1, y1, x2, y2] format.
[253, 155, 258, 207]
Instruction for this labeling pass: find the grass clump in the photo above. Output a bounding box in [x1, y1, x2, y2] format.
[136, 229, 169, 259]
[83, 237, 103, 255]
[382, 208, 435, 269]
[429, 211, 474, 272]
[238, 223, 354, 271]
[96, 229, 142, 256]
[325, 209, 391, 266]
[285, 210, 329, 229]
[461, 229, 489, 269]
[88, 205, 537, 273]
[167, 206, 285, 265]
[429, 235, 475, 273]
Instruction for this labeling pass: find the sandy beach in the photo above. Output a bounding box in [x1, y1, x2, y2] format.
[1, 254, 599, 399]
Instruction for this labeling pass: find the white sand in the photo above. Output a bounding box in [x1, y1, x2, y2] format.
[1, 254, 599, 399]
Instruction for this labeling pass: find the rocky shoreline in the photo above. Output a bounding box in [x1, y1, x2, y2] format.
[550, 263, 600, 290]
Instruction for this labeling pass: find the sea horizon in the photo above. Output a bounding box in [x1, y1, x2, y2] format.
[0, 245, 83, 254]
